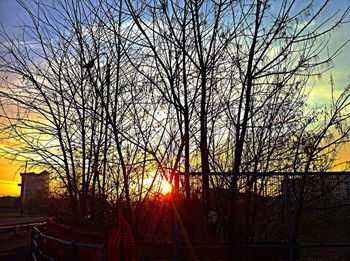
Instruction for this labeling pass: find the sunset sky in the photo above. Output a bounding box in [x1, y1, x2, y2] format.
[0, 0, 349, 196]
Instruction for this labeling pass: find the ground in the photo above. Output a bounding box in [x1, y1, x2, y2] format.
[0, 215, 47, 260]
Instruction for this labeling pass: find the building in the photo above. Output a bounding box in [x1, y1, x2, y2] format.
[18, 170, 50, 203]
[0, 196, 20, 213]
[325, 175, 350, 204]
[281, 174, 350, 206]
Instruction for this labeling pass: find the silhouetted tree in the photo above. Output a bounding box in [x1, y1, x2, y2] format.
[1, 0, 350, 239]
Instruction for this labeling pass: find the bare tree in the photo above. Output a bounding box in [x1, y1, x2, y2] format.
[1, 0, 350, 242]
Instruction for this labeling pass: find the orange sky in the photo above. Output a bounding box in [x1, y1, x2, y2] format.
[0, 157, 21, 196]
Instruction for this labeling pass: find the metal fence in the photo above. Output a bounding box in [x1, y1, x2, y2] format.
[167, 171, 350, 261]
[31, 225, 106, 261]
[0, 222, 45, 237]
[26, 172, 350, 260]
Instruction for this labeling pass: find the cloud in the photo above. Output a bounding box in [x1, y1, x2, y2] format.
[0, 179, 18, 185]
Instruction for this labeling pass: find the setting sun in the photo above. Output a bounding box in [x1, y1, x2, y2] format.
[143, 175, 173, 195]
[160, 179, 173, 195]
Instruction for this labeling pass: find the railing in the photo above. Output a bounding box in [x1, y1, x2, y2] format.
[171, 171, 350, 261]
[0, 222, 46, 237]
[22, 172, 350, 260]
[31, 225, 106, 261]
[137, 241, 350, 260]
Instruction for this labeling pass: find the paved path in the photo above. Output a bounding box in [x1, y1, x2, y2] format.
[0, 234, 30, 252]
[0, 216, 47, 260]
[0, 245, 30, 261]
[0, 216, 47, 227]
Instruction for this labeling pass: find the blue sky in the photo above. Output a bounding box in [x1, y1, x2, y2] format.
[0, 0, 29, 35]
[0, 0, 348, 92]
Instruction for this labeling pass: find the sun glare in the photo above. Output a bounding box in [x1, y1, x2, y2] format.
[160, 179, 173, 195]
[143, 174, 173, 195]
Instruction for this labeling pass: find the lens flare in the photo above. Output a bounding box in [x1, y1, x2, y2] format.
[160, 179, 173, 195]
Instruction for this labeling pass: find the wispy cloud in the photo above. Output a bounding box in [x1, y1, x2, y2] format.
[0, 179, 18, 185]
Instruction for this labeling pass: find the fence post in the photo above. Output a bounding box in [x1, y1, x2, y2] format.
[284, 174, 294, 261]
[31, 226, 35, 258]
[69, 240, 77, 261]
[38, 231, 44, 260]
[172, 174, 180, 261]
[100, 245, 106, 261]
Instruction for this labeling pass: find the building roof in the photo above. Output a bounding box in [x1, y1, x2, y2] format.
[20, 170, 50, 176]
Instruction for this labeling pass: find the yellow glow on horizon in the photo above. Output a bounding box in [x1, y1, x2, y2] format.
[143, 174, 173, 195]
[0, 179, 20, 197]
[0, 157, 21, 196]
